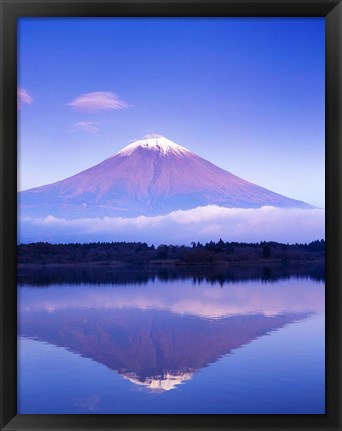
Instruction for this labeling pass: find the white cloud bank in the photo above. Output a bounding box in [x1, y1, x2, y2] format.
[67, 91, 130, 112]
[19, 205, 325, 245]
[17, 88, 33, 108]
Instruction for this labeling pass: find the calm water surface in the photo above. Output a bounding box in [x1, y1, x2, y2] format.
[18, 266, 325, 414]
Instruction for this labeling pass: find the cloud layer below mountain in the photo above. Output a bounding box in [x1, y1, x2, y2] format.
[18, 205, 325, 245]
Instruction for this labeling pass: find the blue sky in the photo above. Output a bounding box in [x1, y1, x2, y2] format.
[18, 17, 325, 208]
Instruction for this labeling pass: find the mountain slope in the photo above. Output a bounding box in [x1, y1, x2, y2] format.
[19, 135, 313, 218]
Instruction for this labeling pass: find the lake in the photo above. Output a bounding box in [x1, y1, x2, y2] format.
[17, 265, 325, 414]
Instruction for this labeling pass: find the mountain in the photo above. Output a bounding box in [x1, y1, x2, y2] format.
[19, 135, 312, 219]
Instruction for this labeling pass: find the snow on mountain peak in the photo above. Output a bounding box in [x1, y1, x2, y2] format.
[115, 135, 192, 157]
[122, 371, 193, 391]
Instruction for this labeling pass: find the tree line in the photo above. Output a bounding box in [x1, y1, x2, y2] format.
[17, 239, 325, 265]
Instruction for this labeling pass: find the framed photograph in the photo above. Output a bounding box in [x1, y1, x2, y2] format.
[1, 0, 341, 430]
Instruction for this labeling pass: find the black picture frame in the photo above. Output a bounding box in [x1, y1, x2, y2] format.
[1, 0, 341, 430]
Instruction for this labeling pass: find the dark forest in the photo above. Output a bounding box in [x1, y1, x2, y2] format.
[18, 239, 325, 265]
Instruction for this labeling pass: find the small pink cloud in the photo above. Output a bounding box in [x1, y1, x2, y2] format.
[67, 92, 130, 112]
[17, 88, 33, 108]
[70, 121, 99, 134]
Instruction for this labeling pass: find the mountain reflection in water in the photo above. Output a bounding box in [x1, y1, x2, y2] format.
[18, 267, 324, 393]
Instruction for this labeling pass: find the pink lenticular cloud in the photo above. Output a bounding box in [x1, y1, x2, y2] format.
[17, 88, 33, 108]
[70, 121, 99, 133]
[67, 91, 130, 112]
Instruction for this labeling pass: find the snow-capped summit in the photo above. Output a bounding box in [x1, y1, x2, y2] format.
[122, 371, 193, 392]
[116, 134, 192, 157]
